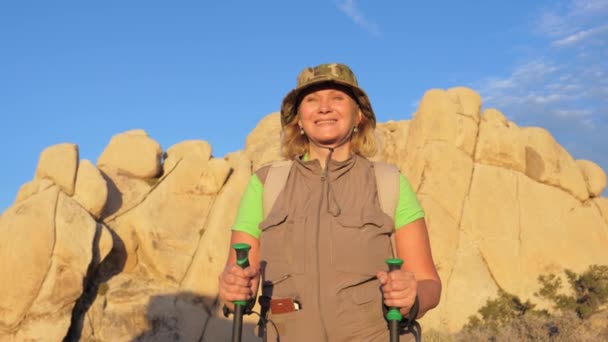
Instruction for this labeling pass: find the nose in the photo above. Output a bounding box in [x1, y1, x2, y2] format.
[318, 96, 332, 114]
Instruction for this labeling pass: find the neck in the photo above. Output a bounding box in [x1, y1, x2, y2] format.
[308, 143, 352, 169]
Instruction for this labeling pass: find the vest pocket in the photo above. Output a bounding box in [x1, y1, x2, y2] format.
[259, 213, 307, 280]
[331, 213, 392, 276]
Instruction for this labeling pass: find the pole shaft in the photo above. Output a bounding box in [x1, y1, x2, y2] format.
[232, 305, 244, 342]
[390, 320, 399, 342]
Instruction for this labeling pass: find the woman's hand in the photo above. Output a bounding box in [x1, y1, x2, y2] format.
[218, 263, 259, 312]
[376, 269, 418, 316]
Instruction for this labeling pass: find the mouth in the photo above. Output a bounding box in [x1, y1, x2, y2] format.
[314, 119, 337, 125]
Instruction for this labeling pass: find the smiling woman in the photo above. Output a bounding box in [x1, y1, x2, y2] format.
[218, 63, 441, 342]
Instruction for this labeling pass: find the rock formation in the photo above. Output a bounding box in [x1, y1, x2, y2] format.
[0, 87, 606, 341]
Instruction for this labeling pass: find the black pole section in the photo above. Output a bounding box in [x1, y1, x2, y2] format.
[386, 258, 404, 342]
[232, 243, 251, 342]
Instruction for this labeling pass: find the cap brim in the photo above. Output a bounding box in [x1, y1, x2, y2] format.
[280, 79, 376, 128]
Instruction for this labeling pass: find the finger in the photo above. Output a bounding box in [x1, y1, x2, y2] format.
[376, 271, 388, 284]
[383, 289, 416, 308]
[388, 270, 416, 282]
[384, 297, 415, 310]
[220, 282, 254, 301]
[387, 278, 416, 293]
[221, 290, 251, 302]
[243, 266, 258, 278]
[223, 272, 253, 288]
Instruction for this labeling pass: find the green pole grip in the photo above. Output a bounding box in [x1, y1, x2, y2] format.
[385, 258, 404, 322]
[232, 243, 251, 306]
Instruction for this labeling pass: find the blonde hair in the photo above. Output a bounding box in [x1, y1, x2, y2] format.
[280, 109, 377, 160]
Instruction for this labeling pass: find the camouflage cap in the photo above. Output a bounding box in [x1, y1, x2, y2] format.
[280, 63, 376, 128]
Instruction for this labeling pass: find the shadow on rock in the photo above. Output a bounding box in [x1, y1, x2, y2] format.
[64, 224, 127, 342]
[131, 292, 259, 342]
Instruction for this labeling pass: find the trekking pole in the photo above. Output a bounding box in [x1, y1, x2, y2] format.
[386, 258, 404, 342]
[231, 243, 251, 342]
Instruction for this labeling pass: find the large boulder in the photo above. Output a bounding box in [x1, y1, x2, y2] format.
[72, 159, 108, 219]
[0, 186, 112, 341]
[0, 86, 607, 340]
[34, 143, 79, 196]
[577, 159, 607, 197]
[97, 129, 162, 179]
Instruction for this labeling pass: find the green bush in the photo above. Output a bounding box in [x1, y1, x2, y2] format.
[460, 264, 608, 341]
[536, 265, 608, 319]
[463, 289, 545, 332]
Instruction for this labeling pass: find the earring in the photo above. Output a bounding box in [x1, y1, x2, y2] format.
[300, 128, 305, 135]
[353, 126, 358, 133]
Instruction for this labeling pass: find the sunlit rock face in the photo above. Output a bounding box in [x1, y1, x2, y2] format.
[1, 87, 606, 340]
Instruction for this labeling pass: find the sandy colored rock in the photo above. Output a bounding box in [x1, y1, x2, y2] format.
[594, 197, 608, 227]
[461, 164, 522, 293]
[99, 166, 154, 221]
[164, 139, 212, 173]
[72, 159, 108, 218]
[475, 108, 526, 172]
[128, 157, 230, 284]
[2, 84, 608, 340]
[412, 88, 480, 156]
[97, 129, 162, 179]
[446, 86, 482, 123]
[14, 178, 54, 203]
[417, 194, 461, 291]
[181, 151, 252, 309]
[517, 173, 608, 297]
[98, 222, 114, 263]
[81, 274, 177, 341]
[245, 112, 283, 170]
[403, 88, 479, 191]
[521, 127, 588, 201]
[34, 142, 78, 196]
[416, 142, 474, 222]
[0, 188, 102, 342]
[372, 120, 411, 166]
[577, 159, 607, 197]
[22, 193, 98, 339]
[0, 186, 58, 332]
[428, 230, 499, 332]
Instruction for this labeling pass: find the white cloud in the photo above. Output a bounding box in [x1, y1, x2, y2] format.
[552, 24, 608, 47]
[571, 0, 608, 15]
[336, 0, 380, 35]
[536, 0, 608, 39]
[553, 109, 592, 118]
[473, 0, 608, 193]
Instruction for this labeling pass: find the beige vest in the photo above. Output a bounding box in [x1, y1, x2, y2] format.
[255, 154, 409, 342]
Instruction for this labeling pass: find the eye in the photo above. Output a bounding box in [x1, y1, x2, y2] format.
[331, 92, 346, 101]
[303, 95, 318, 103]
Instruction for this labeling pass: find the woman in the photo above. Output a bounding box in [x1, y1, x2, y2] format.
[218, 63, 441, 341]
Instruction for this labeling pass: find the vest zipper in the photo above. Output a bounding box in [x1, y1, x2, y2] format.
[317, 171, 329, 341]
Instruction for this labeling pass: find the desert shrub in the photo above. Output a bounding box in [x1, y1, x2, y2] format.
[463, 289, 544, 333]
[536, 264, 608, 319]
[458, 310, 581, 341]
[459, 265, 608, 341]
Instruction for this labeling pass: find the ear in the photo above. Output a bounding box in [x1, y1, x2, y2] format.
[356, 109, 363, 126]
[298, 119, 303, 128]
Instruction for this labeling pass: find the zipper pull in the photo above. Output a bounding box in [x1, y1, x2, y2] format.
[271, 274, 291, 285]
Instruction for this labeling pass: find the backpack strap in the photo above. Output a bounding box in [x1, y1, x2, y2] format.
[263, 160, 293, 217]
[372, 161, 401, 258]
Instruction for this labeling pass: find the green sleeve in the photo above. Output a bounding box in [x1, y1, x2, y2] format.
[394, 174, 425, 230]
[231, 174, 264, 239]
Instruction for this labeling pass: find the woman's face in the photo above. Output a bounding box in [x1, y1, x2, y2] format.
[297, 85, 361, 147]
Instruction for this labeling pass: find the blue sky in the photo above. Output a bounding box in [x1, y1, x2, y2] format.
[1, 0, 607, 212]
